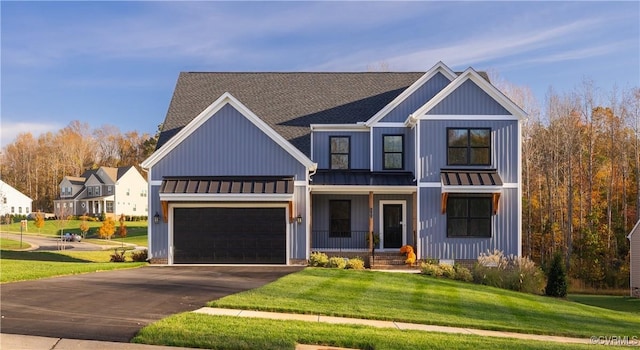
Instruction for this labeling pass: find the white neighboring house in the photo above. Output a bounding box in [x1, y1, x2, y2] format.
[0, 179, 33, 217]
[53, 166, 148, 219]
[629, 220, 640, 298]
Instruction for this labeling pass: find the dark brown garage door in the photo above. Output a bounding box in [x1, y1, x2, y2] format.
[173, 207, 286, 264]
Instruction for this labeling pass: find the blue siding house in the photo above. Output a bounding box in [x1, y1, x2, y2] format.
[141, 62, 525, 265]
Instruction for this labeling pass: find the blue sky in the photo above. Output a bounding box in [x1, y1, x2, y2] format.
[1, 1, 639, 147]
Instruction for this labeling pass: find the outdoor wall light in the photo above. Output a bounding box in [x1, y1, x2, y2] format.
[296, 214, 303, 224]
[153, 212, 160, 224]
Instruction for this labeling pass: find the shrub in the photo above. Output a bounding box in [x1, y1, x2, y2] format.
[346, 257, 365, 270]
[472, 249, 545, 294]
[545, 252, 568, 297]
[453, 264, 473, 282]
[309, 252, 329, 267]
[110, 248, 127, 262]
[439, 263, 456, 279]
[420, 262, 443, 277]
[327, 256, 347, 269]
[131, 249, 148, 262]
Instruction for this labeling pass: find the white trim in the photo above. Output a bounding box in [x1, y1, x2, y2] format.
[366, 61, 457, 126]
[371, 122, 407, 128]
[417, 115, 521, 121]
[141, 92, 317, 171]
[168, 202, 290, 265]
[369, 129, 374, 172]
[418, 182, 442, 188]
[150, 180, 162, 186]
[441, 185, 503, 194]
[305, 184, 311, 261]
[294, 181, 307, 187]
[159, 193, 293, 202]
[310, 124, 369, 132]
[309, 185, 417, 194]
[409, 67, 527, 121]
[379, 200, 407, 250]
[517, 119, 523, 256]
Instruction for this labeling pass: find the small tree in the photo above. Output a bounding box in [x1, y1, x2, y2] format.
[118, 214, 127, 247]
[98, 217, 116, 240]
[545, 252, 568, 298]
[79, 214, 90, 238]
[34, 211, 45, 233]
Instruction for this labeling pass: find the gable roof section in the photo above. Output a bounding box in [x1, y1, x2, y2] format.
[142, 92, 317, 170]
[629, 219, 640, 239]
[155, 72, 426, 156]
[365, 61, 457, 126]
[410, 67, 527, 121]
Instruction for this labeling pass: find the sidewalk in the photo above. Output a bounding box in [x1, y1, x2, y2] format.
[194, 307, 592, 345]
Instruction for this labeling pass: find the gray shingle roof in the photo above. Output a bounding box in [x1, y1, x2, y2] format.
[157, 71, 491, 156]
[158, 72, 427, 156]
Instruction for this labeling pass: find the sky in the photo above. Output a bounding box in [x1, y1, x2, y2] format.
[1, 1, 639, 147]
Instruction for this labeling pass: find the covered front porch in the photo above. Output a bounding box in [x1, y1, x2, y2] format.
[309, 170, 417, 255]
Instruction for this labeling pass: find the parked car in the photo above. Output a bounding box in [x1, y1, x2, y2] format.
[62, 233, 82, 242]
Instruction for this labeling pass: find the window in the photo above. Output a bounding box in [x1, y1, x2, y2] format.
[329, 200, 351, 238]
[87, 187, 93, 196]
[447, 128, 491, 165]
[18, 207, 22, 214]
[330, 136, 350, 170]
[106, 201, 114, 213]
[446, 195, 492, 237]
[94, 186, 100, 196]
[11, 207, 15, 213]
[383, 135, 404, 170]
[2, 197, 6, 204]
[107, 186, 113, 194]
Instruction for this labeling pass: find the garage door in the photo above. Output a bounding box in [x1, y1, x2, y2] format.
[173, 207, 286, 264]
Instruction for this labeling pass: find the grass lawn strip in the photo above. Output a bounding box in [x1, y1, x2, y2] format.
[132, 313, 599, 350]
[568, 294, 640, 313]
[208, 268, 640, 338]
[0, 249, 146, 283]
[0, 237, 31, 250]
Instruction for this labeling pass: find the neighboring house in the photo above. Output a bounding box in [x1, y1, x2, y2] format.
[0, 179, 33, 217]
[53, 166, 148, 219]
[141, 61, 525, 265]
[629, 220, 640, 298]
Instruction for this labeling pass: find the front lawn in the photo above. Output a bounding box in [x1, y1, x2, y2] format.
[0, 237, 31, 250]
[208, 268, 639, 338]
[0, 249, 146, 283]
[568, 294, 640, 313]
[133, 313, 596, 350]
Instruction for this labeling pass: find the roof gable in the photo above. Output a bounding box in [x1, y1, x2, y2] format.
[411, 67, 526, 120]
[142, 92, 317, 170]
[366, 61, 456, 126]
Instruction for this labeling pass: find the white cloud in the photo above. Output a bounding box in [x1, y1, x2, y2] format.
[0, 121, 62, 147]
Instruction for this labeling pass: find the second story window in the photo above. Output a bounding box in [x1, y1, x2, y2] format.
[447, 128, 491, 166]
[383, 135, 404, 170]
[94, 186, 100, 196]
[330, 136, 350, 170]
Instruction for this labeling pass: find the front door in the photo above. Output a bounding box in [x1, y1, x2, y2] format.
[382, 204, 403, 249]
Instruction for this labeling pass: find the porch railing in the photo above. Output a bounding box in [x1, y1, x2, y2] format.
[311, 230, 369, 252]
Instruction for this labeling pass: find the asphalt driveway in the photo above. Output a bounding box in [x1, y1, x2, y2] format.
[0, 265, 303, 342]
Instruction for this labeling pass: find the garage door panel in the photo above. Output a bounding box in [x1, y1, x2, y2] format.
[173, 207, 286, 264]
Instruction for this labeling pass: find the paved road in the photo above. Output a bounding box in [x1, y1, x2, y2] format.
[1, 232, 111, 251]
[0, 266, 303, 342]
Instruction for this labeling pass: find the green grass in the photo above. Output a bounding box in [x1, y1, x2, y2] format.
[133, 313, 597, 350]
[0, 238, 31, 250]
[208, 268, 639, 338]
[0, 219, 148, 247]
[0, 249, 146, 283]
[568, 294, 640, 313]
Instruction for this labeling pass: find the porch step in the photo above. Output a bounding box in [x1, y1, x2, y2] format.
[370, 252, 419, 270]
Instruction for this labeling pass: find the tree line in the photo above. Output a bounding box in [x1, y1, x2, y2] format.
[2, 78, 639, 289]
[0, 121, 159, 213]
[494, 74, 639, 289]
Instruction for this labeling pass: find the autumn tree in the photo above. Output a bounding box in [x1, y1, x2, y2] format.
[118, 214, 127, 238]
[79, 214, 90, 238]
[34, 211, 45, 233]
[98, 217, 115, 240]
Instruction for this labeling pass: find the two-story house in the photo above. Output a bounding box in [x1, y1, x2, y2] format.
[0, 179, 33, 217]
[141, 61, 525, 265]
[54, 166, 148, 219]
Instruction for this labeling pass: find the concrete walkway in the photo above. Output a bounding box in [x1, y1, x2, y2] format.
[194, 307, 593, 345]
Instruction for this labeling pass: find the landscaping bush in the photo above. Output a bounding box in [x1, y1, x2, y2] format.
[309, 252, 329, 267]
[327, 256, 347, 269]
[545, 252, 568, 297]
[453, 264, 473, 282]
[439, 263, 456, 279]
[131, 249, 148, 262]
[472, 250, 545, 294]
[420, 262, 443, 277]
[110, 248, 127, 262]
[346, 257, 365, 270]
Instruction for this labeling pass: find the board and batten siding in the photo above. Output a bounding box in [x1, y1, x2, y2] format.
[291, 185, 308, 260]
[418, 119, 519, 183]
[418, 187, 519, 260]
[427, 80, 511, 115]
[630, 221, 640, 297]
[148, 186, 169, 261]
[312, 131, 369, 170]
[379, 72, 452, 123]
[372, 127, 415, 174]
[151, 104, 307, 181]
